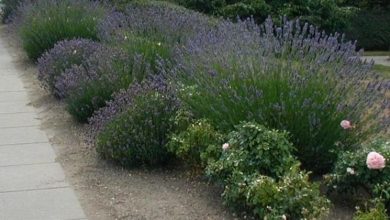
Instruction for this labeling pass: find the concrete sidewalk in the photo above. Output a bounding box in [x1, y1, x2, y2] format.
[0, 36, 86, 219]
[363, 56, 390, 66]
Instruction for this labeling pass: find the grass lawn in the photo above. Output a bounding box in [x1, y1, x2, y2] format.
[374, 64, 390, 78]
[364, 51, 390, 56]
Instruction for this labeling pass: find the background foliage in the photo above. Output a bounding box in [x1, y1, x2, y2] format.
[171, 0, 389, 50]
[0, 0, 24, 23]
[14, 0, 107, 60]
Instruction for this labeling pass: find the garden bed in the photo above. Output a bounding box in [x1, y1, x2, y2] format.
[0, 26, 236, 220]
[0, 22, 359, 220]
[1, 0, 389, 219]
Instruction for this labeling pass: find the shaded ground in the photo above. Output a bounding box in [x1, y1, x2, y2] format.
[1, 25, 357, 220]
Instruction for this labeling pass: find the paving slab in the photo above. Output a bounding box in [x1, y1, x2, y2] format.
[0, 74, 21, 80]
[0, 143, 55, 166]
[0, 76, 25, 91]
[0, 112, 40, 128]
[0, 91, 29, 103]
[0, 188, 86, 220]
[0, 126, 48, 146]
[363, 56, 390, 66]
[0, 163, 69, 192]
[0, 27, 87, 220]
[0, 56, 13, 64]
[0, 101, 35, 114]
[0, 66, 21, 74]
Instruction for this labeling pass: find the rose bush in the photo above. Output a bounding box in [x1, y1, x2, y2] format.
[327, 140, 390, 208]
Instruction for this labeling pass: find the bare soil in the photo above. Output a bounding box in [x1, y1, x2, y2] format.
[1, 25, 355, 220]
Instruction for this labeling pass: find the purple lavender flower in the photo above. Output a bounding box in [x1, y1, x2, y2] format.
[98, 1, 215, 45]
[37, 38, 102, 98]
[60, 45, 156, 122]
[54, 45, 132, 99]
[11, 0, 108, 60]
[170, 17, 389, 173]
[88, 75, 179, 145]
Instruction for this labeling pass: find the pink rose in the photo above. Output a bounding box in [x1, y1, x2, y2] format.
[366, 152, 386, 169]
[222, 143, 229, 151]
[340, 120, 353, 129]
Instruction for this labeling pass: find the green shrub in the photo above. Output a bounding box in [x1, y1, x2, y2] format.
[66, 79, 122, 123]
[0, 0, 24, 23]
[15, 0, 107, 60]
[172, 17, 387, 174]
[167, 118, 224, 168]
[327, 140, 390, 205]
[353, 199, 389, 220]
[175, 0, 356, 33]
[204, 122, 330, 218]
[206, 121, 296, 183]
[64, 49, 145, 122]
[374, 181, 390, 209]
[245, 166, 330, 219]
[96, 82, 180, 167]
[279, 0, 357, 33]
[345, 9, 390, 50]
[117, 33, 172, 73]
[218, 0, 270, 22]
[175, 0, 225, 14]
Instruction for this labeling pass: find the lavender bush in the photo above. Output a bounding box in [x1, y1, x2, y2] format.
[14, 0, 107, 60]
[90, 76, 181, 167]
[88, 75, 171, 142]
[170, 17, 390, 174]
[62, 47, 149, 122]
[37, 39, 102, 98]
[1, 0, 24, 23]
[98, 0, 215, 70]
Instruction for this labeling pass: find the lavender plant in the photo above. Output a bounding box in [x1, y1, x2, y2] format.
[14, 0, 107, 60]
[1, 0, 24, 23]
[90, 76, 181, 167]
[37, 39, 102, 98]
[88, 75, 172, 142]
[170, 17, 390, 174]
[98, 0, 215, 70]
[62, 47, 149, 122]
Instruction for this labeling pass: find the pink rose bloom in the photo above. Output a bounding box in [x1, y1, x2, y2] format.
[366, 152, 386, 169]
[340, 120, 353, 129]
[222, 143, 229, 151]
